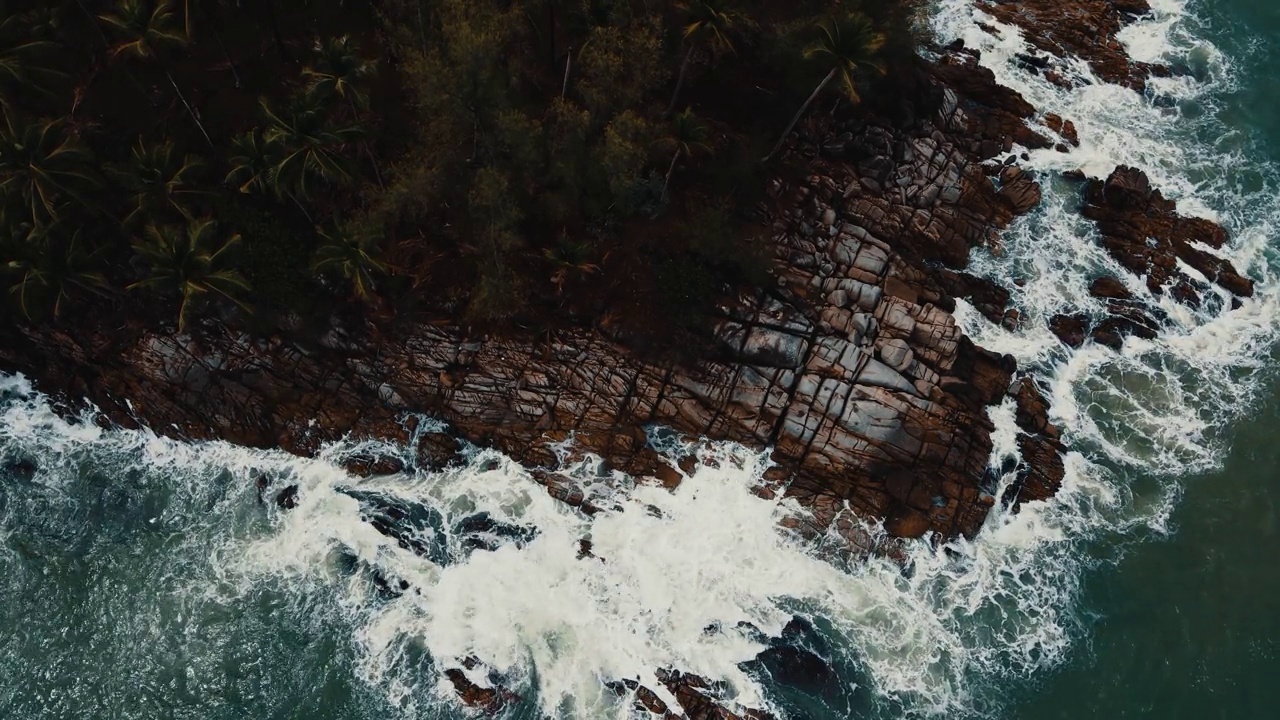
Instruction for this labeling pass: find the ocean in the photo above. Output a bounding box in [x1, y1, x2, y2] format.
[2, 0, 1278, 717]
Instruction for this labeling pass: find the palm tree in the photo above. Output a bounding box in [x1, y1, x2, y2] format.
[260, 92, 365, 199]
[544, 238, 599, 296]
[0, 116, 99, 226]
[658, 109, 712, 200]
[112, 138, 206, 226]
[0, 6, 68, 107]
[98, 0, 213, 145]
[225, 130, 278, 195]
[4, 223, 108, 320]
[763, 13, 885, 162]
[312, 224, 388, 302]
[129, 218, 250, 331]
[303, 35, 377, 111]
[303, 35, 383, 187]
[98, 0, 187, 61]
[666, 0, 740, 116]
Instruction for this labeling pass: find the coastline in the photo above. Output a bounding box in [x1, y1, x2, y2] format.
[0, 0, 1253, 549]
[0, 1, 1266, 718]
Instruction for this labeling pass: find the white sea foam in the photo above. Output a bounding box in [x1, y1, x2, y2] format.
[0, 380, 1172, 719]
[935, 0, 1280, 474]
[2, 1, 1277, 718]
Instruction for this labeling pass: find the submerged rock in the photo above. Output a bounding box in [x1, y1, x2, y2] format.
[275, 485, 299, 510]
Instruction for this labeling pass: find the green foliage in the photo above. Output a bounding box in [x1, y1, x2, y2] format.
[225, 130, 277, 196]
[0, 4, 67, 106]
[0, 116, 98, 227]
[111, 138, 205, 226]
[304, 35, 377, 110]
[0, 0, 920, 339]
[765, 11, 887, 161]
[599, 111, 658, 215]
[98, 0, 188, 62]
[681, 0, 742, 56]
[313, 223, 388, 301]
[211, 194, 315, 316]
[681, 198, 771, 288]
[466, 166, 524, 320]
[260, 92, 366, 199]
[128, 218, 250, 332]
[658, 109, 713, 199]
[577, 19, 666, 115]
[805, 13, 886, 102]
[544, 237, 600, 295]
[3, 223, 107, 320]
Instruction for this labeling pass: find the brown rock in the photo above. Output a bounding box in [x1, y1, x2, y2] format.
[999, 166, 1043, 215]
[1089, 276, 1132, 300]
[1013, 377, 1060, 440]
[1083, 166, 1254, 300]
[978, 0, 1162, 90]
[885, 505, 933, 539]
[1044, 113, 1080, 146]
[1050, 314, 1089, 348]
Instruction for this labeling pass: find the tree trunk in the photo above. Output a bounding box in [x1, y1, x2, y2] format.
[417, 0, 428, 57]
[665, 45, 695, 117]
[286, 190, 313, 223]
[662, 147, 683, 202]
[763, 67, 836, 163]
[73, 0, 110, 49]
[560, 48, 572, 98]
[347, 95, 385, 189]
[200, 2, 243, 88]
[166, 71, 214, 147]
[261, 0, 291, 61]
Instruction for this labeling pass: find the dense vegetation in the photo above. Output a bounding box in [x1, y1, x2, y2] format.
[0, 0, 925, 348]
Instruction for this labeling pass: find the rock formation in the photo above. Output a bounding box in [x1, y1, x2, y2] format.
[3, 49, 1067, 547]
[0, 1, 1261, 716]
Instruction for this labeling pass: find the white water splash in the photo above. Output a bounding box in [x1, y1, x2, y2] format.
[3, 1, 1278, 718]
[935, 0, 1280, 476]
[0, 378, 1166, 719]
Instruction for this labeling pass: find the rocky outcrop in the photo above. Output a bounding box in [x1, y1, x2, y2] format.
[3, 49, 1063, 547]
[1049, 165, 1254, 350]
[977, 0, 1163, 90]
[1083, 166, 1254, 303]
[1008, 378, 1065, 506]
[3, 1, 1260, 716]
[609, 671, 774, 720]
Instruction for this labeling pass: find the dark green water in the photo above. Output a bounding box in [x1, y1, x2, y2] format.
[1015, 378, 1280, 719]
[1010, 0, 1280, 716]
[4, 1, 1280, 718]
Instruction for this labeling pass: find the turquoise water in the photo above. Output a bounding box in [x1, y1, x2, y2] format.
[1015, 383, 1280, 719]
[4, 0, 1280, 718]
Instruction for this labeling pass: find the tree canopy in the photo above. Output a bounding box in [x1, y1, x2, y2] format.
[0, 0, 927, 347]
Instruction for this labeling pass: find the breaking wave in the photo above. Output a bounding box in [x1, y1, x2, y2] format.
[1, 1, 1277, 718]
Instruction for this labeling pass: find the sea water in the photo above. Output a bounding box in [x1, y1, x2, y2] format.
[3, 0, 1279, 717]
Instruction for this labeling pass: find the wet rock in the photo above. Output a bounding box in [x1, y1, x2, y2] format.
[1044, 113, 1080, 146]
[1089, 275, 1132, 300]
[752, 617, 839, 697]
[340, 453, 406, 477]
[1083, 166, 1254, 301]
[978, 0, 1162, 91]
[445, 665, 519, 714]
[999, 166, 1042, 215]
[884, 504, 932, 539]
[275, 484, 299, 510]
[1003, 434, 1066, 507]
[1013, 377, 1060, 441]
[1050, 313, 1089, 348]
